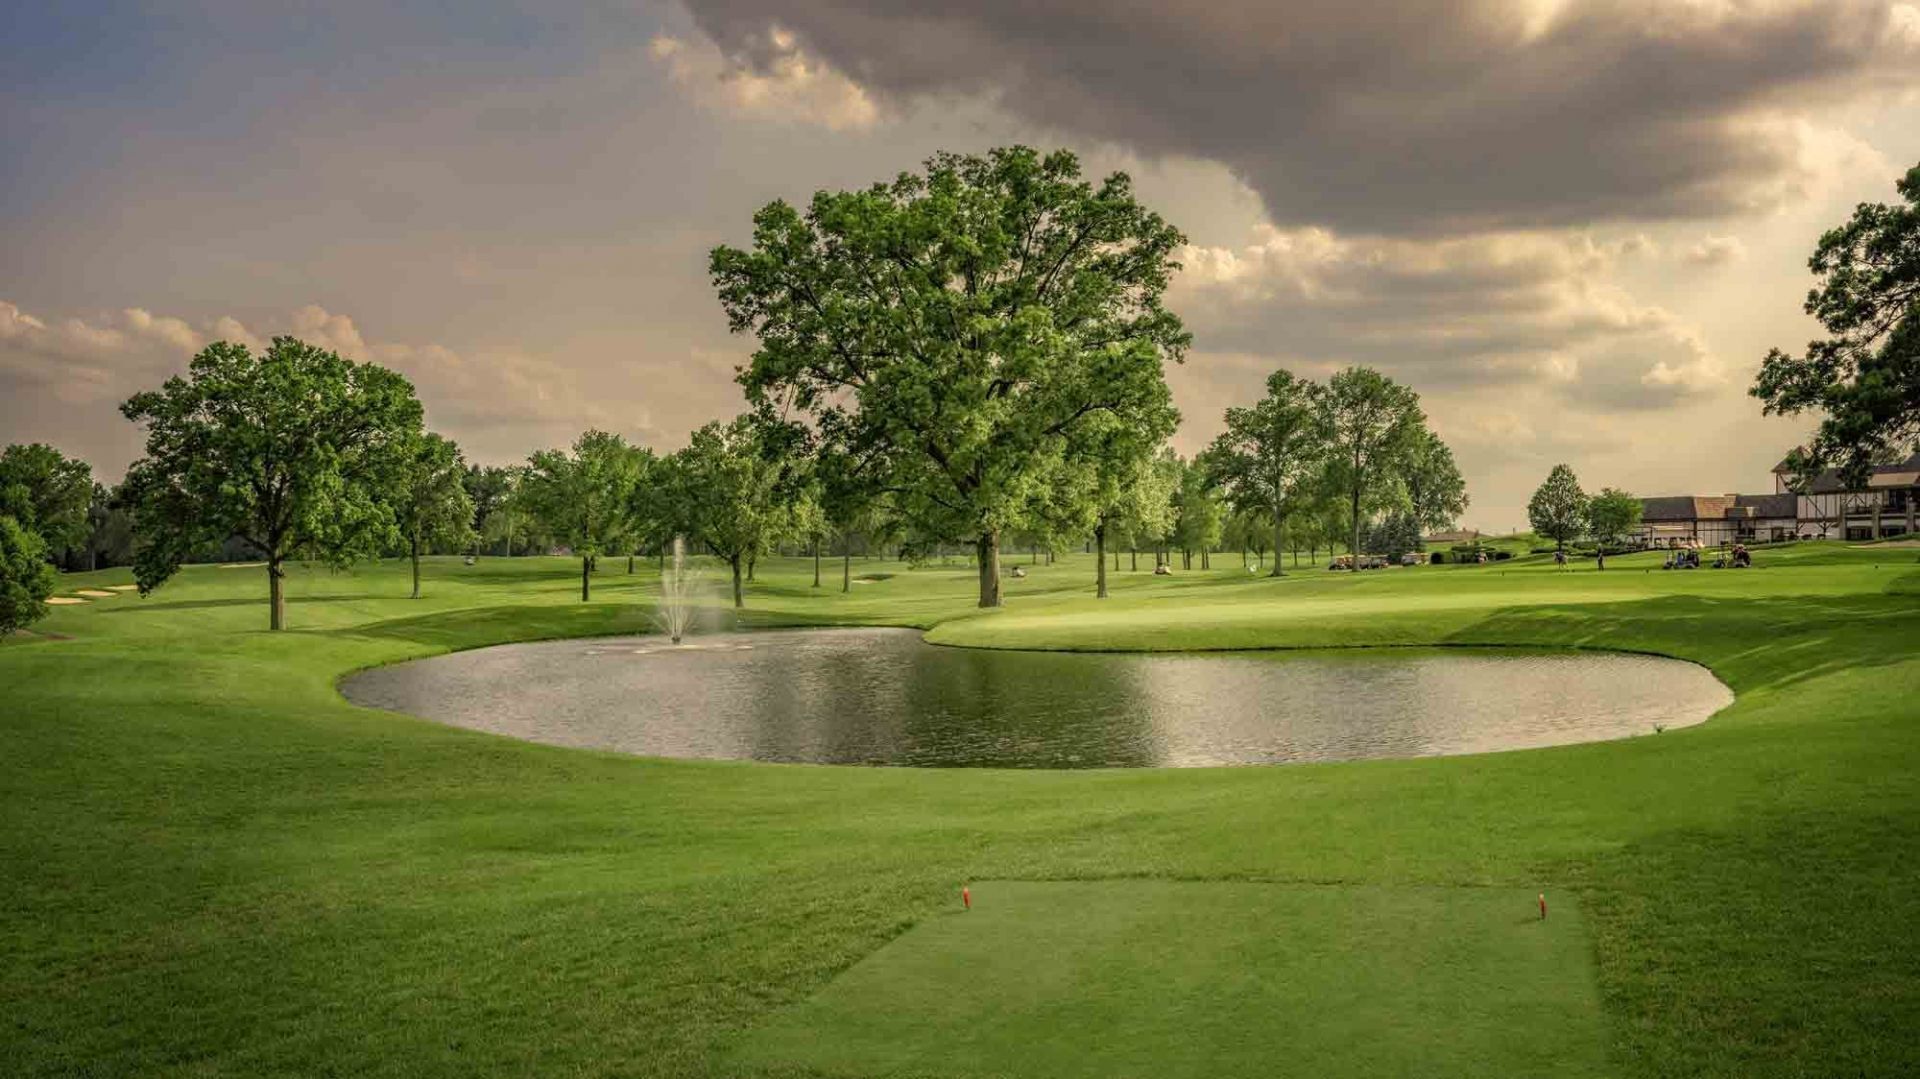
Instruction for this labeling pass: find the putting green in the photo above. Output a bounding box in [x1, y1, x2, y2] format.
[731, 880, 1608, 1078]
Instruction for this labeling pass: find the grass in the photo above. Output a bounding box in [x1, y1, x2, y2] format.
[732, 880, 1609, 1079]
[2, 543, 1918, 1076]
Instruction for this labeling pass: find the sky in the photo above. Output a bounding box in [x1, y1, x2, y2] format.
[4, 1, 1919, 531]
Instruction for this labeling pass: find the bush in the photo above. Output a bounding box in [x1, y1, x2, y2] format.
[1493, 550, 1513, 561]
[1429, 551, 1447, 565]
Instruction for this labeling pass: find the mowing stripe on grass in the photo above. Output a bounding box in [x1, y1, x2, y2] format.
[731, 880, 1608, 1079]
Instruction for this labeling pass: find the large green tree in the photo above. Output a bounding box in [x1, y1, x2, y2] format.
[462, 464, 516, 555]
[1754, 161, 1920, 485]
[518, 431, 647, 602]
[1172, 457, 1224, 570]
[119, 338, 423, 630]
[673, 415, 791, 609]
[1202, 369, 1328, 577]
[1401, 428, 1469, 547]
[397, 433, 476, 599]
[1586, 487, 1643, 552]
[1323, 367, 1424, 568]
[712, 146, 1189, 608]
[1528, 464, 1589, 557]
[1, 514, 57, 637]
[0, 443, 92, 559]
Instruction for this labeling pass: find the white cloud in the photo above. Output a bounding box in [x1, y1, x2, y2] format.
[649, 29, 879, 131]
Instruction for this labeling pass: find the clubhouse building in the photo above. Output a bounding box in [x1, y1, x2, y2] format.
[1636, 452, 1919, 547]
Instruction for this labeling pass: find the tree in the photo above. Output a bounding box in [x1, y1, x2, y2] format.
[119, 337, 423, 630]
[1586, 488, 1643, 552]
[1, 514, 57, 637]
[1528, 464, 1588, 556]
[1365, 510, 1421, 562]
[81, 483, 135, 571]
[673, 415, 789, 608]
[1172, 458, 1224, 570]
[1323, 367, 1424, 569]
[0, 443, 92, 560]
[518, 430, 646, 602]
[396, 433, 476, 599]
[713, 146, 1189, 608]
[462, 464, 516, 555]
[1401, 429, 1469, 547]
[1754, 161, 1920, 486]
[1202, 369, 1327, 577]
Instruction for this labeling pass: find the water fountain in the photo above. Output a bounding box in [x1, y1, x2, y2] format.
[657, 534, 697, 644]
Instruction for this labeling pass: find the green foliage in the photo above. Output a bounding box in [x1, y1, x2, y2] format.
[1172, 456, 1224, 558]
[397, 433, 476, 597]
[1324, 367, 1425, 567]
[0, 442, 93, 555]
[518, 431, 648, 599]
[1586, 488, 1643, 550]
[1365, 510, 1421, 560]
[0, 513, 57, 636]
[1401, 429, 1469, 540]
[1528, 464, 1589, 553]
[118, 337, 424, 629]
[462, 464, 517, 553]
[1203, 369, 1327, 575]
[1754, 161, 1920, 485]
[713, 145, 1188, 606]
[671, 415, 791, 607]
[81, 483, 135, 570]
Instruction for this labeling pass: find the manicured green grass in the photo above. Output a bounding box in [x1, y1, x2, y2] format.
[3, 544, 1918, 1076]
[734, 880, 1608, 1079]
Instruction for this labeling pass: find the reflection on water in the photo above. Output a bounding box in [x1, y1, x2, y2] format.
[340, 628, 1731, 768]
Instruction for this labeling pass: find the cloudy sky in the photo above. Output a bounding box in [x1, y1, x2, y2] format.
[5, 1, 1919, 529]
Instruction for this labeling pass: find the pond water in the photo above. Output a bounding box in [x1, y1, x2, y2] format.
[341, 628, 1729, 768]
[342, 628, 1730, 768]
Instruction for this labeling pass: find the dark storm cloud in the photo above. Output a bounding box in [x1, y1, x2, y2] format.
[684, 0, 1920, 233]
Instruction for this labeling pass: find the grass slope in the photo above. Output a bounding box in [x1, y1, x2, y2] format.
[3, 545, 1917, 1076]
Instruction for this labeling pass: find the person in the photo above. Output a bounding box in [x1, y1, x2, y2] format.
[1596, 549, 1605, 571]
[1554, 549, 1567, 568]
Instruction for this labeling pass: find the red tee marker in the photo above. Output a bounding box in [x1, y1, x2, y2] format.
[962, 886, 971, 910]
[1539, 893, 1547, 920]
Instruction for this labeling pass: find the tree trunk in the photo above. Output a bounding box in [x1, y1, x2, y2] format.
[1269, 509, 1287, 577]
[1350, 486, 1363, 571]
[813, 541, 821, 587]
[627, 554, 634, 574]
[581, 555, 591, 601]
[1095, 524, 1110, 599]
[843, 548, 851, 593]
[1130, 547, 1138, 572]
[410, 536, 422, 599]
[731, 555, 744, 608]
[976, 531, 1002, 608]
[747, 555, 756, 582]
[268, 559, 285, 631]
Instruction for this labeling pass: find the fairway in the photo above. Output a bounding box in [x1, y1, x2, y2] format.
[734, 880, 1608, 1078]
[4, 544, 1918, 1076]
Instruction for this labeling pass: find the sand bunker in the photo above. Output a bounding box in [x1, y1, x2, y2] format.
[46, 597, 87, 605]
[75, 589, 117, 598]
[218, 562, 267, 569]
[107, 585, 139, 591]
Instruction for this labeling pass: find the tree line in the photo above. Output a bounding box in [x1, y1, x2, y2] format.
[6, 148, 1912, 634]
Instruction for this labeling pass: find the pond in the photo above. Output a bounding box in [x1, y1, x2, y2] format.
[340, 628, 1730, 768]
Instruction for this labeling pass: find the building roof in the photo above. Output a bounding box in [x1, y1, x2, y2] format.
[1733, 493, 1797, 518]
[1774, 451, 1920, 492]
[1639, 493, 1795, 521]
